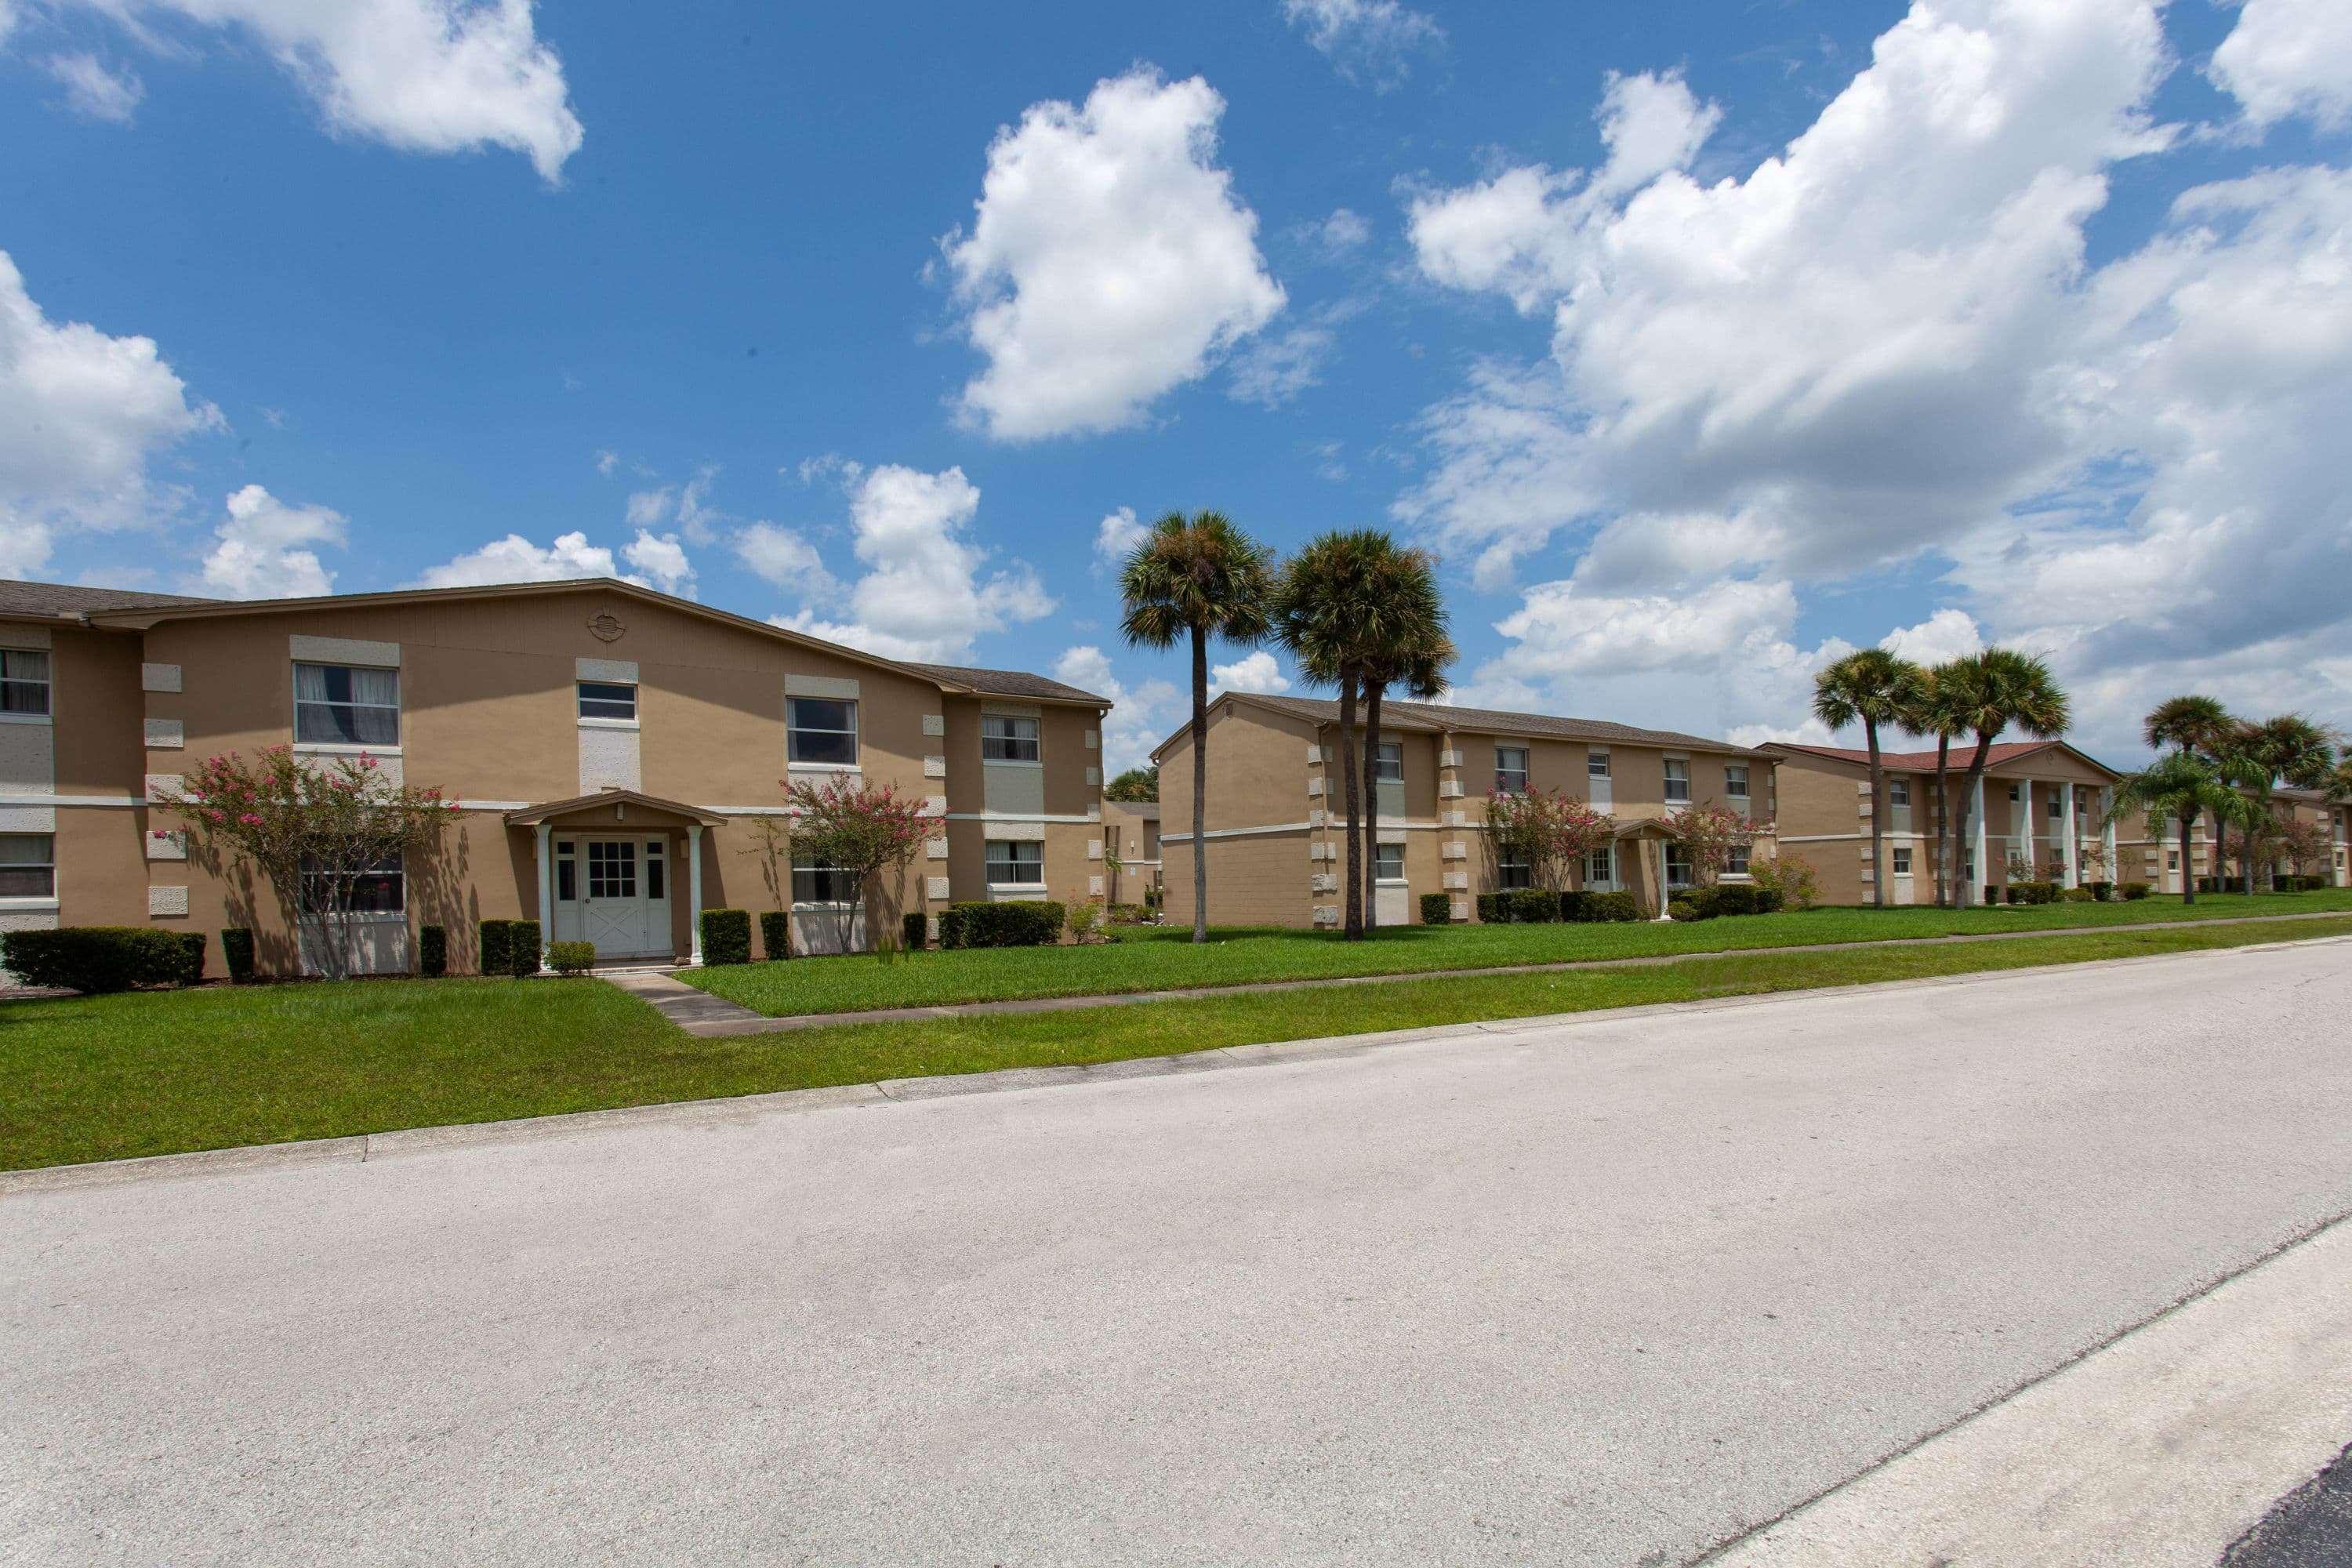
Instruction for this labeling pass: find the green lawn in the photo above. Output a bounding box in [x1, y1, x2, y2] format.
[6, 914, 2347, 1173]
[684, 889, 2352, 1018]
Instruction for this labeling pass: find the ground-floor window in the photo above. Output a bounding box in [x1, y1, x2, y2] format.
[1584, 845, 1614, 886]
[985, 840, 1044, 886]
[1497, 853, 1531, 890]
[1374, 843, 1405, 880]
[1892, 847, 1913, 876]
[792, 855, 857, 905]
[1726, 844, 1751, 877]
[1665, 845, 1693, 889]
[0, 833, 54, 898]
[299, 852, 405, 914]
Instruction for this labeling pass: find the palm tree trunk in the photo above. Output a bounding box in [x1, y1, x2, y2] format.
[1338, 669, 1363, 942]
[2207, 807, 2226, 899]
[1189, 624, 1209, 945]
[2180, 811, 2196, 906]
[1865, 717, 1886, 910]
[1360, 680, 1385, 931]
[1954, 731, 1994, 909]
[1934, 736, 1951, 908]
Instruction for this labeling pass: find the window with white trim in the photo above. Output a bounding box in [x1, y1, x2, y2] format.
[1494, 746, 1530, 795]
[1497, 851, 1531, 890]
[644, 838, 666, 901]
[2008, 783, 2022, 802]
[1588, 749, 1610, 779]
[0, 650, 50, 717]
[578, 681, 637, 722]
[587, 840, 636, 899]
[985, 840, 1044, 885]
[791, 855, 856, 905]
[2048, 793, 2064, 821]
[1663, 758, 1691, 804]
[299, 851, 405, 914]
[786, 697, 858, 766]
[982, 714, 1040, 762]
[294, 663, 399, 746]
[1584, 845, 1614, 886]
[1889, 779, 1911, 808]
[1665, 844, 1694, 888]
[1725, 764, 1749, 801]
[1374, 843, 1405, 880]
[1726, 844, 1751, 877]
[0, 833, 54, 898]
[1892, 847, 1914, 875]
[1375, 741, 1403, 782]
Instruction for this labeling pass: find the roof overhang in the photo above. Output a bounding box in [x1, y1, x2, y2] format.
[504, 788, 729, 829]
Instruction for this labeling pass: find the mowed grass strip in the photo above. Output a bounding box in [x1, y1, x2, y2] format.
[685, 890, 2352, 1018]
[6, 916, 2347, 1173]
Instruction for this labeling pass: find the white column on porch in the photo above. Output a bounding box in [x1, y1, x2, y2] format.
[1971, 774, 1987, 905]
[2016, 780, 2035, 880]
[688, 823, 706, 966]
[534, 822, 554, 972]
[1653, 839, 1673, 922]
[2060, 781, 2079, 887]
[2100, 786, 2116, 883]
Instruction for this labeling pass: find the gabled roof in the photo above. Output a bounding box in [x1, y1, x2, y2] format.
[1762, 739, 2124, 780]
[898, 661, 1107, 704]
[0, 579, 221, 619]
[504, 788, 730, 828]
[1167, 691, 1768, 759]
[49, 575, 1098, 706]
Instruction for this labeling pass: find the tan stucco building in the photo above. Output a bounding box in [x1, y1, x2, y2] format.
[1151, 693, 1777, 927]
[1099, 798, 1161, 906]
[0, 577, 1110, 975]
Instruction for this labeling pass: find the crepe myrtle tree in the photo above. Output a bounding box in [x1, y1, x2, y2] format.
[180, 745, 456, 979]
[2278, 815, 2334, 883]
[782, 775, 930, 956]
[1482, 789, 1615, 892]
[1661, 804, 1763, 888]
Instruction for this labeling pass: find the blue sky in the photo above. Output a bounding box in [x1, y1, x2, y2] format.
[4, 0, 2349, 772]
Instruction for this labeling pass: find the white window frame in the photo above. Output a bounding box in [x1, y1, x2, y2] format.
[1724, 764, 1748, 801]
[1584, 844, 1615, 887]
[1374, 741, 1403, 782]
[786, 696, 859, 768]
[1374, 842, 1406, 882]
[1663, 758, 1691, 804]
[1496, 851, 1532, 890]
[985, 839, 1045, 887]
[1892, 847, 1914, 876]
[1664, 844, 1695, 890]
[1889, 779, 1911, 808]
[293, 662, 401, 751]
[0, 649, 51, 722]
[577, 681, 638, 726]
[1588, 749, 1611, 779]
[2047, 793, 2065, 822]
[790, 854, 858, 908]
[298, 850, 407, 916]
[982, 713, 1042, 764]
[1726, 844, 1751, 877]
[1494, 745, 1530, 795]
[0, 831, 56, 904]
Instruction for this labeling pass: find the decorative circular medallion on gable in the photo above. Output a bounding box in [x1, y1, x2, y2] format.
[587, 612, 626, 644]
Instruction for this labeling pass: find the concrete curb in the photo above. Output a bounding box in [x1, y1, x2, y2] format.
[666, 907, 2352, 1036]
[5, 932, 2346, 1198]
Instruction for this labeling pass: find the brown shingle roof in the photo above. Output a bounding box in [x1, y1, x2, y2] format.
[1232, 693, 1769, 755]
[0, 579, 220, 618]
[1764, 739, 2123, 779]
[899, 662, 1107, 704]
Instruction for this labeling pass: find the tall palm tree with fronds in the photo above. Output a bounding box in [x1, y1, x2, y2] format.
[2107, 753, 2237, 906]
[1944, 648, 2072, 909]
[1274, 529, 1418, 942]
[2222, 714, 2339, 893]
[1120, 511, 1277, 944]
[1899, 662, 1969, 908]
[2144, 695, 2238, 895]
[1359, 626, 1455, 930]
[1812, 649, 1924, 910]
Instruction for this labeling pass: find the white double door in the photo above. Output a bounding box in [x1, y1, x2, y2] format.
[554, 836, 673, 960]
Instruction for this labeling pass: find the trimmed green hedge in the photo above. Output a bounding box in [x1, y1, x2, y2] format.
[940, 900, 1065, 949]
[171, 931, 206, 987]
[478, 918, 541, 977]
[902, 911, 928, 951]
[1420, 892, 1453, 925]
[0, 927, 193, 994]
[1585, 891, 1641, 923]
[2005, 881, 2060, 906]
[419, 924, 448, 978]
[221, 927, 256, 983]
[2120, 881, 2153, 900]
[547, 940, 597, 975]
[700, 908, 751, 965]
[758, 910, 791, 962]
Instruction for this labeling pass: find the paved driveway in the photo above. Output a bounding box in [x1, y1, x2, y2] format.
[7, 942, 2351, 1566]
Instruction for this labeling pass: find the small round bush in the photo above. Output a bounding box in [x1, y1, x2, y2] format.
[548, 940, 596, 975]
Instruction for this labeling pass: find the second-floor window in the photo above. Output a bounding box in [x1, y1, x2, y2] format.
[986, 840, 1044, 885]
[1588, 749, 1610, 779]
[2048, 793, 2064, 822]
[578, 681, 637, 722]
[0, 833, 54, 898]
[1375, 741, 1403, 782]
[1889, 779, 1911, 808]
[294, 663, 399, 747]
[1664, 758, 1690, 804]
[1495, 746, 1530, 795]
[0, 650, 50, 717]
[787, 697, 858, 767]
[1725, 764, 1748, 801]
[982, 714, 1041, 761]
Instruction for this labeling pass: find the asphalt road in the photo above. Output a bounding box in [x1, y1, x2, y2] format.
[7, 942, 2352, 1566]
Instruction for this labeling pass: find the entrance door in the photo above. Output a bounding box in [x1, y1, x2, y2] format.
[555, 837, 673, 960]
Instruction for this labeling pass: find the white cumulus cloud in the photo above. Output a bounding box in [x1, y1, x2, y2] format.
[1879, 609, 1984, 668]
[1210, 649, 1291, 698]
[1281, 0, 1443, 91]
[622, 529, 693, 597]
[64, 0, 583, 181]
[1093, 505, 1146, 571]
[942, 69, 1285, 440]
[199, 484, 343, 598]
[733, 521, 836, 597]
[775, 463, 1056, 663]
[414, 529, 622, 588]
[2209, 0, 2352, 132]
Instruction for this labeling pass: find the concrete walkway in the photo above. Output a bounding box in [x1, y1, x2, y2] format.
[631, 906, 2352, 1037]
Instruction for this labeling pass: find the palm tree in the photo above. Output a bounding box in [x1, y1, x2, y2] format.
[2222, 715, 2339, 893]
[2144, 695, 2238, 896]
[1275, 530, 1417, 942]
[1812, 650, 1924, 910]
[1359, 629, 1454, 930]
[1899, 662, 1968, 907]
[1119, 511, 1277, 944]
[1943, 648, 2073, 909]
[2107, 753, 2236, 906]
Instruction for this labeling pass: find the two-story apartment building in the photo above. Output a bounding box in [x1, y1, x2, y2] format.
[0, 577, 1109, 976]
[1100, 797, 1161, 906]
[1152, 693, 1776, 927]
